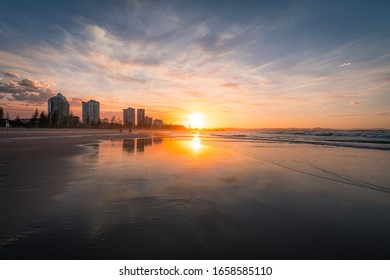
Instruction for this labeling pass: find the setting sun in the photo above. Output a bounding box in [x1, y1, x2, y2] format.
[189, 113, 204, 129]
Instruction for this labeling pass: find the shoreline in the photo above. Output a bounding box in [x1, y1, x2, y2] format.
[0, 127, 167, 139]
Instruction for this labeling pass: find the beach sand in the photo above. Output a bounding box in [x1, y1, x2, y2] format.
[0, 129, 150, 249]
[1, 128, 390, 259]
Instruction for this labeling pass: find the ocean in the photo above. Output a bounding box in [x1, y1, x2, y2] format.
[207, 129, 390, 150]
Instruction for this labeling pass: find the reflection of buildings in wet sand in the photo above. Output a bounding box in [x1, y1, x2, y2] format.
[122, 138, 153, 153]
[137, 138, 152, 152]
[153, 137, 163, 144]
[122, 139, 135, 153]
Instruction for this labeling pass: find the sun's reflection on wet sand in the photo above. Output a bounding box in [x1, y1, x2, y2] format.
[191, 133, 201, 154]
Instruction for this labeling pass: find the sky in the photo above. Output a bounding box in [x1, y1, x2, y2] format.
[0, 0, 389, 128]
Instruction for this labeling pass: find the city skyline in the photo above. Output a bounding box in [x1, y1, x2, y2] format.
[0, 1, 390, 129]
[46, 93, 163, 126]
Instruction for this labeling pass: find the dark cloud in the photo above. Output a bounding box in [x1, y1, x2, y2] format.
[0, 81, 23, 94]
[0, 78, 55, 104]
[11, 90, 54, 103]
[18, 78, 41, 89]
[3, 72, 20, 79]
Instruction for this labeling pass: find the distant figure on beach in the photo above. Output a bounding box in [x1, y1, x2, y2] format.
[129, 129, 131, 133]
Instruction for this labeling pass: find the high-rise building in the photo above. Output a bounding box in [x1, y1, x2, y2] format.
[144, 116, 153, 127]
[48, 93, 70, 125]
[137, 108, 145, 127]
[123, 107, 136, 127]
[82, 100, 100, 124]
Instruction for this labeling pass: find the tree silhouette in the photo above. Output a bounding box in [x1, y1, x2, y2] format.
[0, 107, 4, 126]
[15, 115, 21, 127]
[31, 108, 39, 127]
[39, 111, 48, 127]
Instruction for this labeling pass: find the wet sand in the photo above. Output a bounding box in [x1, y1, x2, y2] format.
[0, 128, 156, 249]
[0, 128, 164, 175]
[1, 129, 390, 259]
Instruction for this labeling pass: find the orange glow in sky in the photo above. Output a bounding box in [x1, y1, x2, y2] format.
[0, 1, 389, 129]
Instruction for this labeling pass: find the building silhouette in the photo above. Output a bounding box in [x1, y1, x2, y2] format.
[137, 108, 145, 127]
[153, 119, 163, 128]
[153, 137, 163, 144]
[144, 116, 153, 127]
[123, 107, 136, 127]
[82, 100, 100, 125]
[48, 93, 69, 126]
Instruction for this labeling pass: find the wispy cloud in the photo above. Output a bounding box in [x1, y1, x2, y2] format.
[69, 97, 83, 107]
[375, 111, 390, 116]
[18, 78, 42, 89]
[0, 74, 56, 104]
[350, 101, 360, 106]
[0, 1, 389, 128]
[3, 72, 20, 79]
[329, 110, 390, 117]
[329, 113, 366, 117]
[339, 61, 352, 68]
[221, 82, 240, 89]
